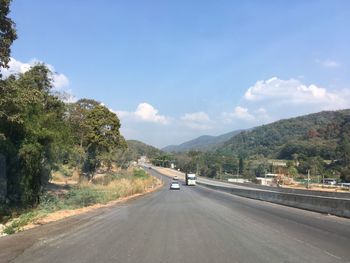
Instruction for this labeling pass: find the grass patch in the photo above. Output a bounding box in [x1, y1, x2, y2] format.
[3, 210, 42, 235]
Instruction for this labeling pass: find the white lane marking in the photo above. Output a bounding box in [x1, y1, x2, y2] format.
[324, 250, 342, 260]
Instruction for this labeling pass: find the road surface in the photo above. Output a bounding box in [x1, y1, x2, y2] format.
[1, 169, 350, 263]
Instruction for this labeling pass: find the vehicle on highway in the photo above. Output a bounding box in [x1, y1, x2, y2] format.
[185, 173, 196, 186]
[339, 182, 350, 188]
[173, 175, 178, 180]
[323, 178, 337, 185]
[170, 181, 180, 190]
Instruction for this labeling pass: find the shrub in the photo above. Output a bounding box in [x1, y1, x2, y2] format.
[133, 169, 147, 179]
[39, 193, 66, 212]
[3, 210, 40, 234]
[65, 187, 105, 207]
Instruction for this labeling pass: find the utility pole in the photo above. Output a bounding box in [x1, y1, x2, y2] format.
[307, 169, 310, 189]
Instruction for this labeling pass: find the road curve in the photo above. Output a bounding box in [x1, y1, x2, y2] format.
[1, 169, 350, 263]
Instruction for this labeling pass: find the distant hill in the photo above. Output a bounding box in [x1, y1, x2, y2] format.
[217, 109, 350, 159]
[162, 130, 244, 152]
[126, 140, 162, 159]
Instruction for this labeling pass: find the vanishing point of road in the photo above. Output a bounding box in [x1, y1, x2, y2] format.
[1, 168, 350, 263]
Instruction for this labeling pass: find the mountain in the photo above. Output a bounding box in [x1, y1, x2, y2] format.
[126, 140, 162, 159]
[162, 130, 244, 152]
[172, 109, 350, 182]
[217, 109, 350, 159]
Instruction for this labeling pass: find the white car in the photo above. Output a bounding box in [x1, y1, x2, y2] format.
[173, 175, 179, 180]
[170, 181, 180, 190]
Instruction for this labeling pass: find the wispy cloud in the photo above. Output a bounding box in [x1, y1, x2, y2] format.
[315, 59, 341, 68]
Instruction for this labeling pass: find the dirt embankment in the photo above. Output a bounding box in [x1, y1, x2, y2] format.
[154, 167, 185, 180]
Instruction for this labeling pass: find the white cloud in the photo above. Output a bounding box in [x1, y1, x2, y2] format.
[115, 103, 169, 124]
[2, 58, 32, 75]
[1, 57, 70, 89]
[42, 63, 70, 89]
[222, 106, 255, 123]
[135, 103, 168, 124]
[244, 77, 349, 109]
[180, 112, 212, 130]
[316, 59, 340, 68]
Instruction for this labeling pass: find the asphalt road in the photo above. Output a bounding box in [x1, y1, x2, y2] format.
[1, 169, 350, 263]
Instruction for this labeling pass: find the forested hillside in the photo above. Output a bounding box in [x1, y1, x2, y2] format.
[118, 140, 162, 165]
[173, 110, 350, 182]
[162, 130, 243, 152]
[219, 110, 350, 160]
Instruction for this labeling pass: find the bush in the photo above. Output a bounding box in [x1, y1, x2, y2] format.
[65, 187, 105, 207]
[39, 193, 66, 212]
[133, 169, 147, 179]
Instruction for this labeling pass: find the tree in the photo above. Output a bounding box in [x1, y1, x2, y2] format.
[66, 99, 100, 147]
[82, 104, 126, 177]
[66, 99, 127, 176]
[0, 65, 72, 204]
[0, 0, 17, 74]
[340, 167, 350, 183]
[238, 157, 244, 175]
[337, 135, 350, 166]
[152, 154, 172, 168]
[286, 160, 298, 178]
[287, 166, 298, 178]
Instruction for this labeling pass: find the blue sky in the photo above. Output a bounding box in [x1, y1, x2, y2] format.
[4, 0, 350, 147]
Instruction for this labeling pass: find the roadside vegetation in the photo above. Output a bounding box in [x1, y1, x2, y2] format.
[1, 168, 159, 235]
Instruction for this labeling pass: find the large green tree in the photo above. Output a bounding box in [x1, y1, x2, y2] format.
[66, 99, 100, 147]
[83, 104, 126, 176]
[66, 100, 126, 177]
[0, 65, 72, 204]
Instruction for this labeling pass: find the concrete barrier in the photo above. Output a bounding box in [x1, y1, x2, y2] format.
[197, 181, 350, 218]
[227, 181, 350, 199]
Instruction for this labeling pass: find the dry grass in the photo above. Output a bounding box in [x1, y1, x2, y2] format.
[79, 173, 159, 202]
[51, 165, 80, 185]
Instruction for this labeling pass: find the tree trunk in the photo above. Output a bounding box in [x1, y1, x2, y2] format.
[0, 154, 6, 201]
